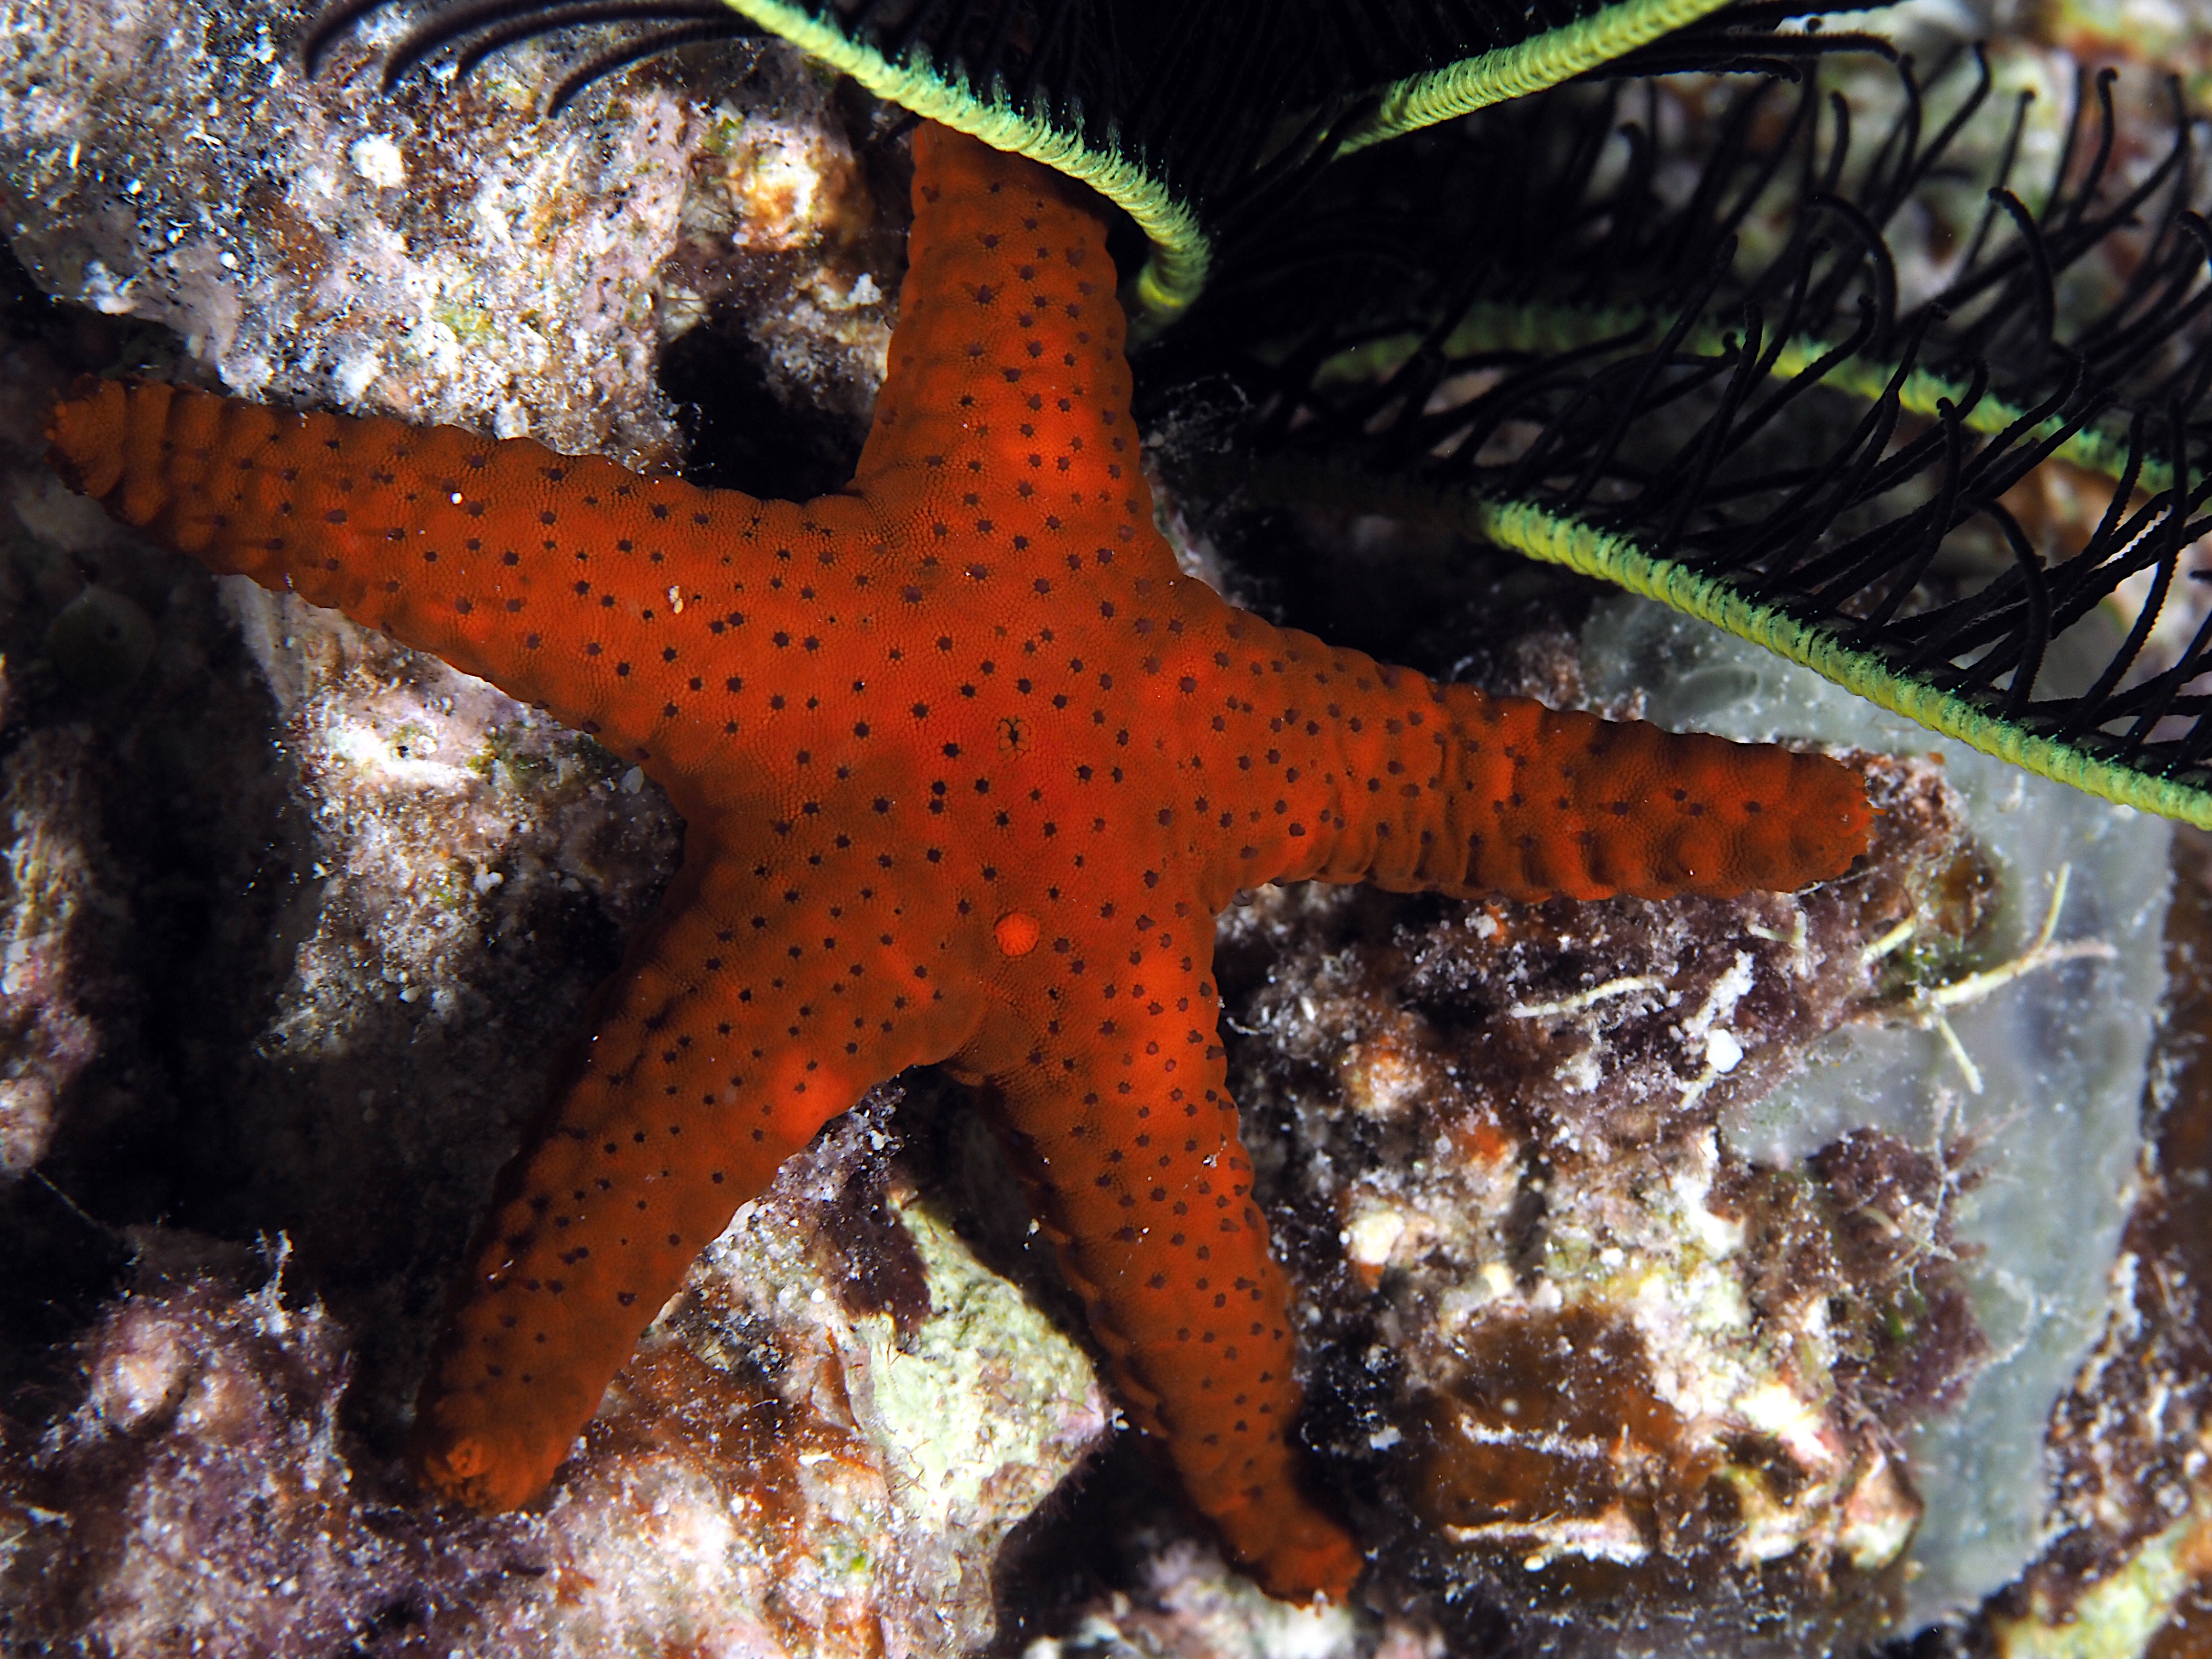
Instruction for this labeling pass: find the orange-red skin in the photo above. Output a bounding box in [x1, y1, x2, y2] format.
[44, 124, 1871, 1602]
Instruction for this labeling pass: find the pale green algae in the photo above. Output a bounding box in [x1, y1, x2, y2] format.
[855, 1192, 1103, 1523]
[1991, 1508, 2204, 1659]
[1581, 597, 2173, 1627]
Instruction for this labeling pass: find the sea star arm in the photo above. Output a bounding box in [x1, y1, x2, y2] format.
[1172, 615, 1871, 905]
[965, 918, 1362, 1602]
[412, 844, 984, 1508]
[41, 377, 879, 807]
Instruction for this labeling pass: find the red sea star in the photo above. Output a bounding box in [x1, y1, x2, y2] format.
[43, 122, 1871, 1601]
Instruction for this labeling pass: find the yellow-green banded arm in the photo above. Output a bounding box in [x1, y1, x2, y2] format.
[1335, 0, 1738, 155]
[715, 2, 1780, 334]
[1312, 301, 2171, 495]
[713, 0, 1209, 328]
[1243, 460, 2212, 828]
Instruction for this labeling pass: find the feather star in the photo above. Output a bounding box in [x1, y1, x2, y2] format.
[43, 121, 1871, 1602]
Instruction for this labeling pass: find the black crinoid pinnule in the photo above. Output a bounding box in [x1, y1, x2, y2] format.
[301, 0, 770, 115]
[1164, 46, 2212, 824]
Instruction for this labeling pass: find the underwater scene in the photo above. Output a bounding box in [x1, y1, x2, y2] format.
[5, 0, 2212, 1653]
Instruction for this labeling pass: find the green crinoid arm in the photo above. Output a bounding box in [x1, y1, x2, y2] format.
[710, 0, 1210, 323]
[1472, 496, 2212, 826]
[705, 0, 1819, 334]
[1248, 463, 2212, 829]
[1335, 0, 1737, 155]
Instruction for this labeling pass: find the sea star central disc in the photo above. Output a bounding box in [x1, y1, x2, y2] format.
[45, 123, 1871, 1601]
